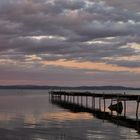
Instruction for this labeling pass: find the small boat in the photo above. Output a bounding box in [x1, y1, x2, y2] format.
[108, 101, 123, 114]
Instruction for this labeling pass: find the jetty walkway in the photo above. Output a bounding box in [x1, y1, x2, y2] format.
[49, 91, 140, 133]
[49, 91, 140, 118]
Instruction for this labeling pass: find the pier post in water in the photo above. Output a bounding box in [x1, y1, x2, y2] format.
[92, 96, 95, 109]
[64, 94, 66, 101]
[99, 98, 101, 110]
[136, 96, 140, 120]
[70, 95, 72, 103]
[110, 97, 113, 115]
[124, 92, 126, 117]
[117, 95, 119, 117]
[86, 96, 88, 108]
[67, 95, 69, 102]
[73, 95, 75, 104]
[81, 96, 83, 106]
[77, 96, 79, 105]
[103, 94, 106, 112]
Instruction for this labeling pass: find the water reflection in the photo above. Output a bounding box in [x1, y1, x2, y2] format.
[51, 96, 140, 135]
[0, 90, 139, 140]
[0, 92, 94, 140]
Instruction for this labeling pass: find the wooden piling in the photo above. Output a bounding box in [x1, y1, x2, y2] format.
[73, 95, 75, 104]
[67, 95, 69, 102]
[124, 92, 126, 117]
[92, 96, 95, 109]
[110, 97, 113, 115]
[99, 98, 101, 110]
[136, 96, 140, 120]
[81, 96, 83, 106]
[117, 95, 119, 113]
[86, 96, 88, 108]
[70, 95, 72, 103]
[77, 96, 79, 104]
[64, 94, 66, 101]
[103, 95, 106, 112]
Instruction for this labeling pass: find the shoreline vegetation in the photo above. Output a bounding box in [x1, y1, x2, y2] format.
[0, 85, 139, 90]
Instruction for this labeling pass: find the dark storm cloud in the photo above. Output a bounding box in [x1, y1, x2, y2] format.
[0, 0, 140, 68]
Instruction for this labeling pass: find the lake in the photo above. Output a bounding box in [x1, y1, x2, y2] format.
[0, 89, 140, 140]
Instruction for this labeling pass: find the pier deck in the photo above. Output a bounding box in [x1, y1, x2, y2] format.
[49, 91, 140, 133]
[50, 91, 140, 101]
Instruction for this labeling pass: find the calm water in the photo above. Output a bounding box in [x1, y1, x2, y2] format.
[0, 89, 140, 140]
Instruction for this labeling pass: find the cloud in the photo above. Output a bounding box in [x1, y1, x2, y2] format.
[0, 63, 139, 87]
[0, 0, 140, 85]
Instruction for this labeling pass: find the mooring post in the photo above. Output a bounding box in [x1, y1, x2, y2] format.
[136, 96, 140, 120]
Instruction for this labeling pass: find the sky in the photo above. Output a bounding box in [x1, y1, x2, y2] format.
[0, 0, 140, 87]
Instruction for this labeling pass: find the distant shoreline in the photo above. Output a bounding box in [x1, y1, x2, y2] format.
[0, 85, 139, 90]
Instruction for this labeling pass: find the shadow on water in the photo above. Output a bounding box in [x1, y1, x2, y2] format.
[51, 98, 140, 134]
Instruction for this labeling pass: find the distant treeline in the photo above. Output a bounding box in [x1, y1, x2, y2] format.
[0, 85, 139, 90]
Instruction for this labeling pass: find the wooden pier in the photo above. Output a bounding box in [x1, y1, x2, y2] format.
[49, 91, 140, 118]
[49, 91, 140, 132]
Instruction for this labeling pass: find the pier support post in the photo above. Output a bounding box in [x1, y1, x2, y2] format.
[92, 96, 95, 109]
[67, 95, 69, 102]
[70, 95, 72, 103]
[81, 96, 83, 106]
[110, 97, 113, 115]
[103, 96, 106, 112]
[136, 97, 140, 120]
[49, 92, 51, 102]
[77, 96, 79, 104]
[124, 92, 126, 117]
[111, 98, 113, 105]
[73, 95, 75, 104]
[124, 100, 126, 116]
[117, 95, 120, 117]
[103, 94, 106, 122]
[99, 98, 101, 110]
[86, 96, 88, 108]
[64, 94, 66, 101]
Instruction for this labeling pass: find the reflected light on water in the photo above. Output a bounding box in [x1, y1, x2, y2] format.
[0, 90, 139, 140]
[0, 112, 93, 123]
